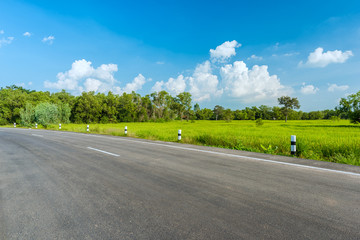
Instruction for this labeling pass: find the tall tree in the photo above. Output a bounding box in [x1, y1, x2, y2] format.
[278, 96, 300, 122]
[175, 92, 192, 120]
[339, 91, 360, 124]
[213, 105, 224, 120]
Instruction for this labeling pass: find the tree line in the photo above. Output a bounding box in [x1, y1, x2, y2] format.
[0, 85, 359, 126]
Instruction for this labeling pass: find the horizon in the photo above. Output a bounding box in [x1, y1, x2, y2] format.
[1, 0, 359, 112]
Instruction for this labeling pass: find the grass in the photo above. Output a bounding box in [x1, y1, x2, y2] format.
[4, 120, 360, 166]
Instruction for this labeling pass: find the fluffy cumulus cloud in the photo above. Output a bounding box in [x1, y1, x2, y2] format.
[123, 74, 146, 93]
[42, 35, 55, 44]
[23, 32, 31, 37]
[220, 61, 291, 102]
[45, 59, 147, 95]
[300, 83, 319, 95]
[151, 40, 291, 103]
[45, 59, 119, 94]
[0, 36, 14, 48]
[301, 47, 353, 67]
[165, 75, 187, 95]
[328, 83, 349, 92]
[210, 40, 241, 62]
[151, 81, 164, 93]
[151, 75, 186, 96]
[189, 61, 223, 101]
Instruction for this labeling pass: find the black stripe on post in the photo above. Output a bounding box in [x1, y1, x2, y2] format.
[291, 135, 296, 155]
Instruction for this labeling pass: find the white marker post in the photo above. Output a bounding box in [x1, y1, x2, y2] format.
[35, 123, 38, 129]
[124, 126, 127, 135]
[178, 129, 181, 141]
[291, 135, 296, 155]
[14, 123, 16, 128]
[59, 123, 61, 130]
[87, 125, 89, 132]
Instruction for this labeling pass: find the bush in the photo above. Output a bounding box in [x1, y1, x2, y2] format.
[255, 118, 264, 126]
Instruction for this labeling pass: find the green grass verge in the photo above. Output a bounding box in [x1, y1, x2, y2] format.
[4, 120, 360, 166]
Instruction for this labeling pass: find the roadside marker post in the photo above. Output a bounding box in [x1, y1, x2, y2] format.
[125, 126, 127, 135]
[14, 123, 16, 128]
[291, 135, 296, 155]
[35, 123, 38, 129]
[87, 125, 89, 132]
[59, 123, 61, 130]
[178, 129, 181, 141]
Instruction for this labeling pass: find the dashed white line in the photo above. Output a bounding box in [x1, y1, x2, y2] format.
[87, 147, 120, 157]
[31, 134, 43, 137]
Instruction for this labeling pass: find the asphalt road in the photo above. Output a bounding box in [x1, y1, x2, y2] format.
[0, 128, 359, 239]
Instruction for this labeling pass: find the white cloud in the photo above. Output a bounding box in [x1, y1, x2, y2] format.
[189, 61, 223, 101]
[42, 35, 55, 44]
[151, 75, 186, 95]
[156, 61, 165, 65]
[210, 40, 241, 62]
[123, 74, 146, 93]
[0, 30, 4, 34]
[247, 55, 263, 61]
[300, 83, 319, 94]
[84, 78, 102, 92]
[220, 61, 291, 102]
[44, 59, 120, 94]
[0, 36, 14, 48]
[301, 47, 353, 67]
[23, 32, 31, 37]
[151, 81, 164, 93]
[328, 83, 349, 92]
[166, 75, 187, 95]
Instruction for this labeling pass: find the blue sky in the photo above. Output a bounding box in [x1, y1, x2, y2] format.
[0, 0, 359, 111]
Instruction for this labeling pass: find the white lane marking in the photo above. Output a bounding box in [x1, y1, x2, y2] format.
[87, 147, 120, 157]
[31, 134, 43, 137]
[28, 130, 360, 177]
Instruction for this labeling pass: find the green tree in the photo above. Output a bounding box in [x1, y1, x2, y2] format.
[34, 102, 59, 127]
[175, 92, 192, 120]
[117, 92, 137, 122]
[272, 106, 283, 120]
[339, 91, 360, 124]
[278, 96, 300, 122]
[57, 103, 71, 123]
[0, 87, 27, 123]
[244, 107, 255, 120]
[222, 109, 234, 122]
[72, 91, 102, 123]
[20, 102, 35, 126]
[259, 105, 272, 120]
[51, 90, 76, 110]
[196, 108, 213, 120]
[213, 105, 224, 120]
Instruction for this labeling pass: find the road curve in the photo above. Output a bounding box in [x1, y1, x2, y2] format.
[0, 128, 359, 239]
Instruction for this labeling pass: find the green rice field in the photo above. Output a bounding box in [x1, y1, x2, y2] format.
[16, 120, 358, 166]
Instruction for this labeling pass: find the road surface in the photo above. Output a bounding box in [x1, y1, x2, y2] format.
[0, 128, 359, 239]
